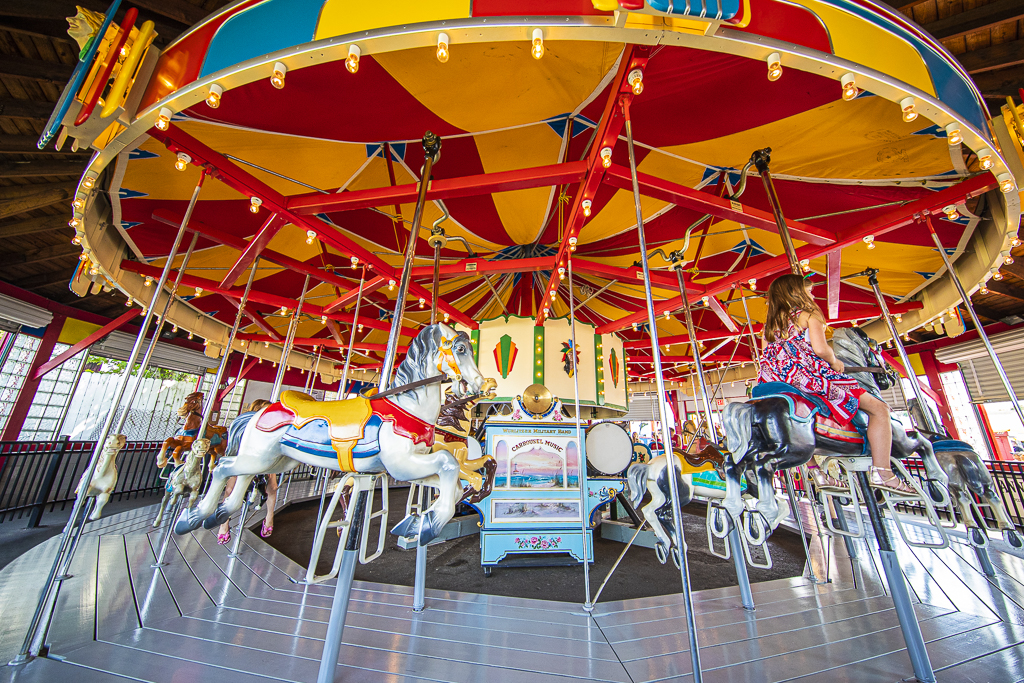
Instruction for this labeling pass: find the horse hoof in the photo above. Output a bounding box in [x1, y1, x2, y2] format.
[1005, 529, 1023, 549]
[926, 480, 949, 507]
[969, 527, 988, 547]
[202, 505, 232, 530]
[671, 548, 681, 570]
[391, 514, 417, 539]
[174, 508, 203, 535]
[742, 510, 769, 547]
[654, 542, 669, 565]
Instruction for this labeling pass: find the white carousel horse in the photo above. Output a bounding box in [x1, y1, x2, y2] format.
[624, 452, 693, 567]
[174, 324, 495, 545]
[79, 434, 127, 520]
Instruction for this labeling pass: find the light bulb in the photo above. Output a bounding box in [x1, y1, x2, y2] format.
[766, 52, 782, 82]
[1012, 237, 1022, 248]
[903, 333, 910, 341]
[998, 173, 1016, 193]
[305, 229, 316, 244]
[664, 310, 671, 319]
[195, 287, 203, 295]
[357, 323, 363, 332]
[155, 107, 172, 131]
[321, 315, 327, 324]
[436, 33, 449, 63]
[144, 277, 152, 287]
[631, 322, 638, 331]
[271, 62, 287, 89]
[581, 199, 592, 217]
[443, 312, 450, 322]
[346, 45, 360, 73]
[125, 297, 132, 306]
[280, 306, 288, 315]
[1005, 254, 1015, 265]
[748, 278, 757, 289]
[945, 122, 962, 146]
[172, 324, 178, 333]
[558, 267, 565, 280]
[73, 197, 85, 210]
[419, 297, 426, 309]
[980, 284, 989, 294]
[79, 252, 89, 261]
[701, 295, 710, 305]
[174, 152, 190, 171]
[943, 205, 959, 221]
[993, 271, 1004, 280]
[977, 148, 993, 170]
[899, 96, 917, 123]
[800, 259, 810, 272]
[627, 68, 644, 96]
[350, 256, 359, 269]
[81, 176, 95, 190]
[863, 235, 875, 249]
[840, 73, 858, 101]
[250, 197, 262, 213]
[895, 314, 902, 323]
[531, 28, 544, 60]
[600, 147, 612, 168]
[206, 83, 223, 108]
[264, 341, 269, 347]
[69, 217, 80, 229]
[568, 236, 577, 252]
[388, 279, 396, 291]
[71, 235, 81, 245]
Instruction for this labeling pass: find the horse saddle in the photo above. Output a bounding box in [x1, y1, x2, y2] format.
[751, 382, 869, 451]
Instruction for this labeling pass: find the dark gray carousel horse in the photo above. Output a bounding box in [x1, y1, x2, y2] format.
[720, 327, 950, 546]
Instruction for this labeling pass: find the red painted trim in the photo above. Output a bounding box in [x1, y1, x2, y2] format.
[626, 354, 753, 364]
[236, 333, 408, 354]
[220, 296, 282, 340]
[623, 326, 763, 349]
[904, 321, 1023, 354]
[218, 357, 258, 402]
[879, 350, 945, 407]
[323, 276, 387, 314]
[918, 350, 960, 439]
[217, 213, 286, 288]
[976, 402, 1001, 458]
[1, 314, 65, 440]
[597, 173, 997, 334]
[287, 161, 589, 215]
[33, 309, 140, 380]
[604, 164, 836, 247]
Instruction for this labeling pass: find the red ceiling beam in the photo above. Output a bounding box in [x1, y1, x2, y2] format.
[597, 173, 998, 334]
[572, 258, 693, 293]
[627, 354, 753, 364]
[880, 350, 944, 405]
[151, 126, 475, 329]
[236, 334, 408, 354]
[537, 44, 649, 326]
[323, 275, 387, 314]
[33, 309, 140, 380]
[221, 295, 282, 340]
[153, 210, 357, 294]
[409, 256, 555, 279]
[604, 164, 837, 247]
[218, 213, 286, 288]
[287, 161, 589, 215]
[623, 326, 763, 349]
[218, 357, 258, 401]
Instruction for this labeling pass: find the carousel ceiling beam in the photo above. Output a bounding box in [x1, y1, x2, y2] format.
[287, 161, 589, 215]
[125, 0, 206, 25]
[0, 159, 88, 178]
[152, 209, 359, 293]
[627, 354, 753, 364]
[235, 333, 408, 354]
[322, 275, 388, 314]
[968, 303, 1011, 323]
[3, 242, 79, 266]
[572, 258, 688, 293]
[622, 326, 763, 349]
[325, 319, 344, 343]
[32, 308, 140, 380]
[408, 256, 555, 279]
[0, 181, 76, 219]
[596, 172, 997, 334]
[971, 65, 1024, 101]
[985, 279, 1024, 303]
[923, 0, 1024, 41]
[0, 98, 61, 121]
[1000, 259, 1024, 281]
[0, 53, 73, 84]
[153, 126, 475, 328]
[218, 213, 287, 288]
[0, 215, 69, 238]
[604, 164, 836, 247]
[220, 295, 282, 340]
[0, 135, 88, 155]
[537, 44, 649, 327]
[955, 38, 1024, 74]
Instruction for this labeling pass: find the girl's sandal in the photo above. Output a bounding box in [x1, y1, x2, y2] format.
[217, 530, 231, 545]
[809, 467, 847, 492]
[869, 467, 916, 496]
[261, 521, 273, 538]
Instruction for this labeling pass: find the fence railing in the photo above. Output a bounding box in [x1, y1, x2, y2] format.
[776, 458, 1024, 534]
[0, 437, 164, 527]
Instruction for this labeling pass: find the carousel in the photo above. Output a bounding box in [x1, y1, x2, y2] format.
[7, 0, 1024, 682]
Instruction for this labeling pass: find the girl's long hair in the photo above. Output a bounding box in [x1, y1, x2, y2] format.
[763, 273, 825, 343]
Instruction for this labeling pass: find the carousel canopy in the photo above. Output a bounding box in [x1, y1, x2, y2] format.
[66, 0, 1022, 386]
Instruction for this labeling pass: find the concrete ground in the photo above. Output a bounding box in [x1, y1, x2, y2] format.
[262, 487, 807, 603]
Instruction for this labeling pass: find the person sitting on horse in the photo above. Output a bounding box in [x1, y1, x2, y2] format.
[758, 273, 913, 495]
[217, 399, 277, 544]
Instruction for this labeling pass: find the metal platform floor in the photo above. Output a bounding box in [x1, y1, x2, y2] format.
[1, 483, 1023, 682]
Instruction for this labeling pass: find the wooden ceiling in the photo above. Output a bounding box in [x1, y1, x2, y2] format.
[0, 0, 1022, 342]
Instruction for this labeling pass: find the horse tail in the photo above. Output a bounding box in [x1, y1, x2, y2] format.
[224, 410, 258, 459]
[723, 401, 756, 461]
[626, 462, 649, 508]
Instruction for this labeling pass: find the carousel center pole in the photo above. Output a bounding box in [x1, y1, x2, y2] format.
[339, 268, 366, 396]
[624, 101, 703, 683]
[925, 217, 1024, 428]
[864, 268, 940, 434]
[751, 148, 801, 275]
[11, 173, 206, 665]
[317, 132, 440, 683]
[567, 256, 593, 610]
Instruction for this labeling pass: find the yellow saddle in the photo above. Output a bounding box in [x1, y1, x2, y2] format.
[280, 391, 373, 468]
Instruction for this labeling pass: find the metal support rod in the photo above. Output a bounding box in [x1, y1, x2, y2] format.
[379, 132, 441, 391]
[431, 243, 441, 325]
[304, 345, 324, 393]
[751, 148, 800, 274]
[227, 496, 251, 558]
[412, 486, 429, 612]
[739, 287, 761, 369]
[625, 103, 703, 682]
[270, 273, 311, 402]
[567, 256, 593, 610]
[152, 499, 182, 568]
[855, 471, 935, 682]
[317, 489, 368, 683]
[592, 521, 647, 605]
[974, 544, 996, 577]
[670, 260, 716, 440]
[784, 470, 819, 583]
[728, 522, 755, 610]
[12, 174, 205, 665]
[831, 497, 859, 559]
[926, 217, 1024, 429]
[115, 232, 200, 435]
[340, 268, 366, 395]
[864, 269, 939, 434]
[50, 350, 88, 439]
[55, 498, 94, 580]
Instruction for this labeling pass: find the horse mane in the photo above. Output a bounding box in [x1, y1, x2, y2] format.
[393, 324, 472, 389]
[831, 328, 885, 399]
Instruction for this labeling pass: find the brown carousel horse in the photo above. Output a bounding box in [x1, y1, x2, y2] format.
[156, 391, 227, 469]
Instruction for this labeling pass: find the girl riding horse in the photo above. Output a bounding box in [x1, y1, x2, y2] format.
[758, 274, 913, 495]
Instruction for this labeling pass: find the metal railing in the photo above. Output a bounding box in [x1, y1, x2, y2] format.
[0, 436, 164, 527]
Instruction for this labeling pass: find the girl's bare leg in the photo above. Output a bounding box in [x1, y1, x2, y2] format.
[262, 474, 278, 536]
[859, 394, 893, 469]
[217, 476, 237, 536]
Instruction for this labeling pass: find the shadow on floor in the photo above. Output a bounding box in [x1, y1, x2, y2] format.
[262, 486, 807, 603]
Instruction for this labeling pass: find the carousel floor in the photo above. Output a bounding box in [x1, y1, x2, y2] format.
[1, 480, 1023, 682]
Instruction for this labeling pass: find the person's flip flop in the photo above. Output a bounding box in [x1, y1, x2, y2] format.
[261, 521, 273, 538]
[217, 531, 231, 545]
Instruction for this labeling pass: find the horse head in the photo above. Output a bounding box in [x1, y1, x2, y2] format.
[177, 391, 204, 418]
[399, 324, 495, 399]
[831, 327, 893, 397]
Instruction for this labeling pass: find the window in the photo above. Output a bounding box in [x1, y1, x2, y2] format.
[0, 333, 40, 436]
[20, 344, 88, 441]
